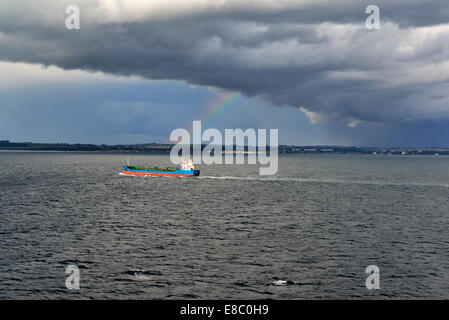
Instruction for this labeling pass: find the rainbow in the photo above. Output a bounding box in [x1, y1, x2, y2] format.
[202, 92, 241, 128]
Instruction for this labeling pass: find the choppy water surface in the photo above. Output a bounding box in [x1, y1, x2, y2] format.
[0, 152, 448, 299]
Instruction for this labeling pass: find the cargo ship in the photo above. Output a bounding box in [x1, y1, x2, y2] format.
[120, 159, 200, 177]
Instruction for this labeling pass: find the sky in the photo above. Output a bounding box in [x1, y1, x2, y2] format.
[1, 0, 449, 147]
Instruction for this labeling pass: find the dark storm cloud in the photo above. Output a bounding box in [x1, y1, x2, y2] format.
[1, 0, 449, 127]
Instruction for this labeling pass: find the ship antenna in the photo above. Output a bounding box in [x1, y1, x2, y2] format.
[127, 156, 129, 166]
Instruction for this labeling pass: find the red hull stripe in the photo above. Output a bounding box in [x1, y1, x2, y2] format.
[121, 171, 197, 177]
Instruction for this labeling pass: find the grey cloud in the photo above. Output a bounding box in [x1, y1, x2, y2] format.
[1, 0, 449, 127]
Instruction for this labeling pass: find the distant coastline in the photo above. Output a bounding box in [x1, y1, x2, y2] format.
[0, 140, 448, 155]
